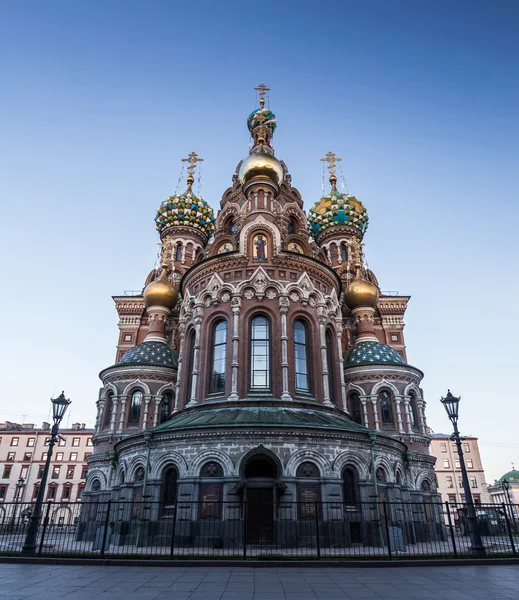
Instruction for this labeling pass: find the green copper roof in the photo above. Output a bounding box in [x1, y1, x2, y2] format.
[345, 341, 405, 367]
[152, 405, 370, 434]
[119, 341, 178, 368]
[499, 469, 519, 484]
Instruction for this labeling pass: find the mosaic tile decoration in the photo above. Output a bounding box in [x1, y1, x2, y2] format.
[308, 190, 369, 237]
[119, 341, 178, 368]
[345, 340, 405, 366]
[155, 191, 215, 235]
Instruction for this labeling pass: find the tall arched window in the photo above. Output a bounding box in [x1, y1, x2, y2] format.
[296, 462, 322, 520]
[128, 390, 142, 425]
[199, 462, 224, 520]
[160, 392, 172, 424]
[350, 393, 363, 425]
[104, 393, 114, 428]
[175, 244, 182, 261]
[161, 466, 178, 516]
[343, 467, 359, 506]
[210, 320, 227, 394]
[185, 329, 196, 402]
[409, 391, 419, 429]
[326, 329, 336, 404]
[294, 320, 310, 393]
[341, 243, 348, 261]
[250, 316, 270, 391]
[379, 390, 394, 425]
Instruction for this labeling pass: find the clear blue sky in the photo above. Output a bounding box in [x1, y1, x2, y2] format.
[1, 1, 518, 482]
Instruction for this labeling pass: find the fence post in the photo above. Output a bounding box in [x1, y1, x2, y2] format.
[169, 503, 178, 559]
[243, 501, 247, 560]
[502, 503, 516, 556]
[445, 501, 457, 558]
[383, 501, 392, 558]
[100, 500, 111, 558]
[37, 502, 52, 556]
[314, 501, 321, 559]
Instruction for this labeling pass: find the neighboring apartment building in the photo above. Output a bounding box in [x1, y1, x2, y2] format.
[0, 421, 94, 513]
[430, 433, 491, 505]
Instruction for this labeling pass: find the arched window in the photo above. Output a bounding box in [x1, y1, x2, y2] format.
[421, 479, 431, 492]
[210, 320, 227, 394]
[287, 217, 297, 235]
[341, 243, 348, 261]
[376, 467, 387, 483]
[199, 462, 224, 520]
[104, 393, 114, 428]
[409, 391, 419, 428]
[379, 390, 394, 425]
[296, 462, 322, 520]
[160, 392, 172, 424]
[250, 316, 270, 391]
[326, 329, 336, 404]
[294, 320, 310, 393]
[343, 467, 359, 506]
[350, 393, 363, 425]
[128, 390, 142, 425]
[175, 244, 182, 261]
[185, 330, 196, 402]
[161, 466, 178, 516]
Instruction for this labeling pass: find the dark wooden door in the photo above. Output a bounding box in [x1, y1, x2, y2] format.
[246, 488, 273, 544]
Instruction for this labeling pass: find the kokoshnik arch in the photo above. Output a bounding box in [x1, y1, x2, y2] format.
[83, 85, 437, 545]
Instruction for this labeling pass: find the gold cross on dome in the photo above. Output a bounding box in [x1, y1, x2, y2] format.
[254, 83, 270, 107]
[320, 151, 342, 176]
[181, 151, 204, 177]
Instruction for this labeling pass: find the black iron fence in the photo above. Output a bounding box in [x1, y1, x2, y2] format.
[0, 499, 517, 559]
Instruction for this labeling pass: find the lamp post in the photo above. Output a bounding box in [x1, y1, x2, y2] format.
[502, 478, 517, 531]
[440, 390, 486, 557]
[10, 477, 25, 531]
[22, 391, 71, 555]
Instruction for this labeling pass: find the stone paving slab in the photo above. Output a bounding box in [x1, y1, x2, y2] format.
[0, 564, 519, 599]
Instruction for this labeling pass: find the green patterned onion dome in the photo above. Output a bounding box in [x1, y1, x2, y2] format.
[119, 341, 178, 368]
[308, 190, 369, 238]
[155, 190, 215, 236]
[247, 108, 277, 133]
[345, 341, 405, 366]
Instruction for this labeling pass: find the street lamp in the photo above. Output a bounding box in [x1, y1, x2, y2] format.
[10, 477, 25, 531]
[440, 390, 486, 557]
[502, 478, 517, 531]
[22, 391, 71, 555]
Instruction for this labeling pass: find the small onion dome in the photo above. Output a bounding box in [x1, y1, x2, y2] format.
[307, 190, 369, 238]
[345, 340, 406, 366]
[143, 269, 178, 310]
[118, 341, 178, 368]
[247, 107, 277, 133]
[498, 469, 519, 484]
[239, 151, 283, 186]
[344, 268, 379, 310]
[155, 188, 215, 236]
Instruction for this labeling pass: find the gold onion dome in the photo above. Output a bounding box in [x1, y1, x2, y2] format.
[239, 151, 284, 186]
[143, 269, 178, 310]
[344, 268, 379, 310]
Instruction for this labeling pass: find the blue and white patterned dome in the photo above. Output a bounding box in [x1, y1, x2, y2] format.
[345, 341, 405, 366]
[119, 341, 178, 368]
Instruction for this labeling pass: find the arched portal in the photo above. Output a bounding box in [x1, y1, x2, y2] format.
[243, 453, 278, 544]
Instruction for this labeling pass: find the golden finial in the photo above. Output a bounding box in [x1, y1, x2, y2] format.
[181, 151, 203, 189]
[320, 151, 342, 191]
[254, 83, 270, 108]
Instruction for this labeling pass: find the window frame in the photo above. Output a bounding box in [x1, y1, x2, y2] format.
[293, 319, 311, 394]
[249, 314, 271, 392]
[128, 390, 143, 425]
[185, 328, 196, 402]
[379, 390, 394, 426]
[209, 319, 228, 395]
[349, 392, 363, 425]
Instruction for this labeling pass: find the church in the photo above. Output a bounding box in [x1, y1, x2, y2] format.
[84, 86, 437, 547]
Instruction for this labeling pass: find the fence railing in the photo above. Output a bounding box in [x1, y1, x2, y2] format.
[0, 500, 517, 559]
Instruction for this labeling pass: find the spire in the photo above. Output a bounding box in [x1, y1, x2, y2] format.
[320, 151, 342, 192]
[254, 83, 271, 108]
[181, 151, 204, 190]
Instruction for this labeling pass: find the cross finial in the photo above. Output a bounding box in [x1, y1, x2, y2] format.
[181, 151, 204, 178]
[321, 151, 342, 190]
[254, 82, 270, 107]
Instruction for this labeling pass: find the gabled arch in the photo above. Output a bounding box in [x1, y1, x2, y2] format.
[345, 382, 366, 396]
[188, 449, 234, 477]
[374, 456, 393, 483]
[371, 379, 399, 396]
[403, 382, 422, 398]
[333, 451, 370, 480]
[285, 449, 332, 477]
[127, 456, 148, 481]
[157, 382, 176, 397]
[237, 445, 283, 479]
[239, 216, 281, 255]
[86, 469, 107, 491]
[101, 383, 117, 399]
[415, 470, 435, 491]
[150, 451, 189, 479]
[122, 379, 151, 396]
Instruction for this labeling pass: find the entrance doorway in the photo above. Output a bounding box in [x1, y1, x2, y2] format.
[244, 454, 278, 544]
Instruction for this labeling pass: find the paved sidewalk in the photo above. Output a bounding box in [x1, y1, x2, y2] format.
[0, 564, 518, 600]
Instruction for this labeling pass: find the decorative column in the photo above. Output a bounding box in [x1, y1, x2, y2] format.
[403, 396, 413, 433]
[317, 304, 333, 406]
[174, 310, 188, 412]
[117, 395, 128, 433]
[109, 396, 118, 432]
[142, 395, 152, 430]
[360, 395, 370, 428]
[394, 395, 405, 433]
[228, 295, 242, 401]
[417, 398, 427, 434]
[94, 400, 104, 434]
[187, 302, 203, 408]
[370, 394, 380, 430]
[335, 318, 348, 413]
[152, 396, 161, 427]
[279, 295, 292, 401]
